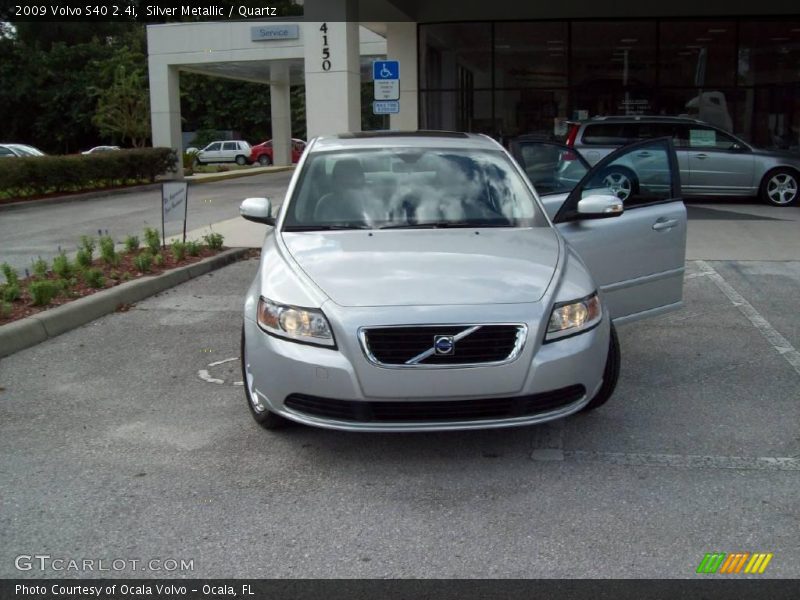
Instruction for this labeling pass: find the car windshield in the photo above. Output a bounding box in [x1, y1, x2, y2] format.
[283, 148, 543, 230]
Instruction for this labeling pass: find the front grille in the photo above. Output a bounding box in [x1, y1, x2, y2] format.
[361, 324, 525, 366]
[284, 386, 586, 423]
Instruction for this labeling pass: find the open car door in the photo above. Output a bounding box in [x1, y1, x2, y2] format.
[511, 137, 687, 324]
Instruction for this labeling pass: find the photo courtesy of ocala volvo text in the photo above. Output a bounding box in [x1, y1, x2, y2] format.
[238, 131, 687, 432]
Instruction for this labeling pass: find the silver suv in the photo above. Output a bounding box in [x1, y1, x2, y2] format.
[565, 116, 800, 206]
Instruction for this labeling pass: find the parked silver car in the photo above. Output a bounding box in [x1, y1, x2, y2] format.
[239, 132, 686, 432]
[194, 140, 252, 166]
[565, 116, 800, 206]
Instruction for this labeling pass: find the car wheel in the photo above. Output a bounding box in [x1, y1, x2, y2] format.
[760, 169, 799, 207]
[241, 326, 289, 429]
[235, 155, 248, 166]
[580, 323, 620, 413]
[258, 155, 272, 166]
[600, 168, 638, 202]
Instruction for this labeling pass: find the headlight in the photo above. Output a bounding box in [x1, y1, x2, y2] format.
[256, 297, 335, 347]
[545, 292, 602, 342]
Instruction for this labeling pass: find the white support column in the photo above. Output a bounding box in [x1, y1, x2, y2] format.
[387, 22, 418, 131]
[270, 62, 292, 166]
[303, 0, 361, 138]
[148, 61, 183, 178]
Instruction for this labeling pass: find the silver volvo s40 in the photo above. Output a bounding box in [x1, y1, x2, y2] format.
[239, 132, 687, 432]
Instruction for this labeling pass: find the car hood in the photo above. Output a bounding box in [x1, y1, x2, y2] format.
[281, 228, 560, 307]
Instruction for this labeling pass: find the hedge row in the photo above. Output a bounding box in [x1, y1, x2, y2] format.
[0, 148, 178, 200]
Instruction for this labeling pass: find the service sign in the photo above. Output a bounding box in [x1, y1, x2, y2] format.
[251, 25, 300, 41]
[162, 181, 188, 224]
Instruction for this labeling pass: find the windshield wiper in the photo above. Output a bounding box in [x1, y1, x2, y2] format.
[283, 224, 370, 231]
[379, 221, 513, 229]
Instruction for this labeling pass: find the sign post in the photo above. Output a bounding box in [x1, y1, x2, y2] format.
[161, 181, 188, 248]
[372, 60, 400, 116]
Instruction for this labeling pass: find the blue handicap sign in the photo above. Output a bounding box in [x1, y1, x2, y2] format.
[373, 60, 399, 80]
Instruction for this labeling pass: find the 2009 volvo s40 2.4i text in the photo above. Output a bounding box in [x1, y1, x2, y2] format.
[239, 131, 686, 432]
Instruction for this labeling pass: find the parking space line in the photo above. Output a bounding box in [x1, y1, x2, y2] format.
[695, 260, 800, 377]
[566, 451, 800, 471]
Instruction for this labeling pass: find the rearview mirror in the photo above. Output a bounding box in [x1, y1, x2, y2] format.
[577, 195, 624, 219]
[240, 197, 275, 225]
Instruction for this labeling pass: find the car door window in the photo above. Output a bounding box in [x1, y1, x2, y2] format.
[556, 138, 679, 219]
[580, 123, 631, 145]
[513, 142, 589, 196]
[222, 142, 237, 151]
[205, 143, 221, 152]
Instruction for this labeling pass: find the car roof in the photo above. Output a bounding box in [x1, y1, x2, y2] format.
[309, 131, 501, 152]
[573, 116, 709, 126]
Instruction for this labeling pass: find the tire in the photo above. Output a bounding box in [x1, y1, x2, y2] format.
[580, 322, 620, 413]
[258, 155, 272, 166]
[235, 155, 248, 166]
[241, 326, 289, 430]
[759, 168, 799, 207]
[599, 168, 639, 203]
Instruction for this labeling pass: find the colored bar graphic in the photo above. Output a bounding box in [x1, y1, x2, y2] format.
[697, 553, 726, 573]
[699, 552, 773, 574]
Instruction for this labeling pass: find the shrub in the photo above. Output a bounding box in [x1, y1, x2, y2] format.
[133, 251, 152, 273]
[1, 283, 20, 302]
[171, 241, 186, 262]
[99, 235, 119, 266]
[1, 262, 18, 286]
[31, 257, 48, 278]
[153, 253, 165, 267]
[76, 248, 93, 268]
[83, 268, 105, 289]
[29, 280, 60, 306]
[203, 232, 224, 250]
[121, 272, 131, 281]
[52, 251, 73, 278]
[78, 235, 96, 255]
[186, 240, 201, 256]
[109, 269, 121, 280]
[0, 301, 11, 319]
[0, 148, 177, 199]
[124, 235, 140, 253]
[143, 227, 161, 254]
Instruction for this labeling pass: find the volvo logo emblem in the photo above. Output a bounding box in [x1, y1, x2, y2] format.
[434, 335, 455, 355]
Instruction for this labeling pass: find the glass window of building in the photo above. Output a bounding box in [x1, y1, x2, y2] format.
[659, 21, 736, 87]
[495, 89, 568, 138]
[739, 21, 800, 85]
[494, 22, 568, 89]
[419, 23, 492, 90]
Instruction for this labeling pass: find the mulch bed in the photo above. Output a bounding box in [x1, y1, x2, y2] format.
[0, 246, 248, 325]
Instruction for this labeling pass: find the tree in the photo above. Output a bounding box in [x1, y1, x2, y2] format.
[92, 66, 151, 147]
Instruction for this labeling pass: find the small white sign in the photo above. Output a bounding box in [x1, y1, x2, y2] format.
[251, 25, 299, 41]
[162, 181, 188, 224]
[373, 101, 400, 115]
[374, 79, 399, 101]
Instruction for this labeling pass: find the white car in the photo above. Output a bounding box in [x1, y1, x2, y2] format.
[0, 144, 46, 157]
[194, 140, 252, 166]
[81, 146, 120, 154]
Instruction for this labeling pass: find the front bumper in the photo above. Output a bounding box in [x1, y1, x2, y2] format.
[242, 308, 609, 432]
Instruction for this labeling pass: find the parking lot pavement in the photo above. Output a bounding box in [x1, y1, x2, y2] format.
[1, 258, 799, 579]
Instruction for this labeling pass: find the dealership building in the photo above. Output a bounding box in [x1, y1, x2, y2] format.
[147, 0, 800, 167]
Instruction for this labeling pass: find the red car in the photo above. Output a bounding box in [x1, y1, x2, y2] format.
[250, 138, 306, 166]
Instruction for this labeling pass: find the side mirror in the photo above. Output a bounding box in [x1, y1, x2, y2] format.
[240, 197, 275, 225]
[576, 194, 624, 219]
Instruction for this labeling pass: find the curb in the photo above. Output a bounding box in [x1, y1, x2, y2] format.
[0, 166, 294, 212]
[0, 248, 250, 359]
[187, 165, 294, 184]
[0, 184, 163, 212]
